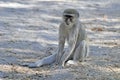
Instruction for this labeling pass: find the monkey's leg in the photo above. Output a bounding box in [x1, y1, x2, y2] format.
[28, 53, 56, 68]
[85, 43, 89, 57]
[73, 40, 86, 62]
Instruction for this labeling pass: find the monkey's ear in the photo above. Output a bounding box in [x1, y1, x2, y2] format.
[74, 9, 79, 17]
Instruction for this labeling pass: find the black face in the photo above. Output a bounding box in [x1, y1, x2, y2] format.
[63, 15, 74, 25]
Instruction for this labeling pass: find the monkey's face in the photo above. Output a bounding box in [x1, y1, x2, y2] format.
[63, 14, 78, 26]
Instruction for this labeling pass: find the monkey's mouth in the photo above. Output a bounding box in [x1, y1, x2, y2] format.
[66, 21, 69, 25]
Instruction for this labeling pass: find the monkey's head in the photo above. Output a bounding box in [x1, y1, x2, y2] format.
[63, 9, 79, 27]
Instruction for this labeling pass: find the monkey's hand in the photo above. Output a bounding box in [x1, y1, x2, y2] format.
[62, 60, 66, 67]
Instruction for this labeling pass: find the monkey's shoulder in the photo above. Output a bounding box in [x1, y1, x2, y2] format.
[77, 22, 85, 31]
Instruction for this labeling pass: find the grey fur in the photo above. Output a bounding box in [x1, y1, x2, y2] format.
[28, 9, 89, 68]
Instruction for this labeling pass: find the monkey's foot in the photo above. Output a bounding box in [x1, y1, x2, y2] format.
[66, 60, 79, 66]
[28, 63, 40, 68]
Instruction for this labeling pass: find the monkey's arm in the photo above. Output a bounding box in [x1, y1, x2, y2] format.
[56, 24, 66, 64]
[62, 27, 79, 67]
[62, 38, 77, 67]
[81, 24, 87, 40]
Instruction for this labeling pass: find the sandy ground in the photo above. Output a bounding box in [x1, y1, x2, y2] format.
[0, 0, 120, 80]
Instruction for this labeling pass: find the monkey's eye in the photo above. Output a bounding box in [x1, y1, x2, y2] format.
[64, 15, 73, 18]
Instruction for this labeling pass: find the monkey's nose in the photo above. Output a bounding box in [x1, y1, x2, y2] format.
[65, 19, 69, 25]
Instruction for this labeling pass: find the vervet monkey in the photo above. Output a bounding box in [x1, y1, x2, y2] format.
[28, 9, 89, 68]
